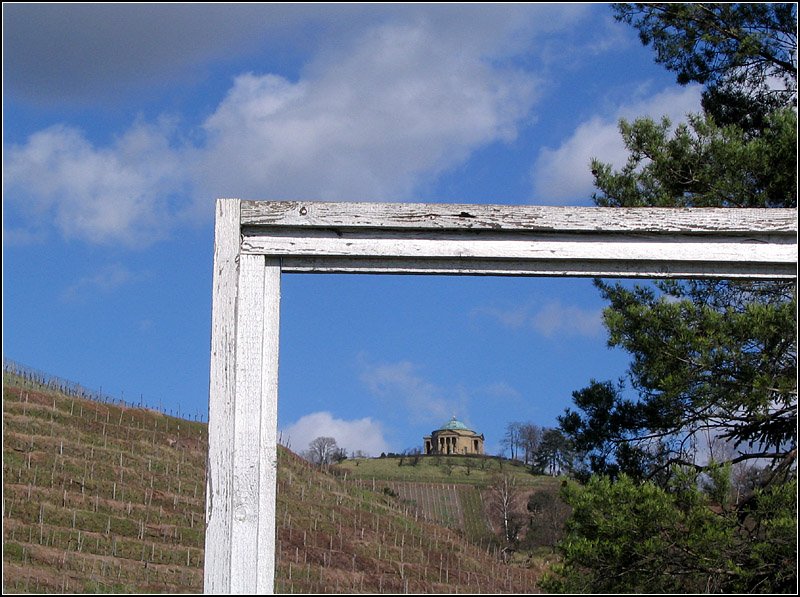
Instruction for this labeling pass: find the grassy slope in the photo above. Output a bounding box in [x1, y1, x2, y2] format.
[275, 450, 544, 593]
[336, 454, 541, 486]
[3, 375, 206, 593]
[336, 455, 560, 546]
[3, 373, 547, 593]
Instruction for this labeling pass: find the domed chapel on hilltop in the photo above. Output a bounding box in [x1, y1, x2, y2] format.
[423, 416, 484, 455]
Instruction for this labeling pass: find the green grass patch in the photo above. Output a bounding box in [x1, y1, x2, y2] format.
[458, 485, 496, 545]
[336, 454, 541, 486]
[3, 541, 25, 563]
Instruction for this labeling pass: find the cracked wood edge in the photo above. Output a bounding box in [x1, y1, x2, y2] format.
[239, 200, 798, 234]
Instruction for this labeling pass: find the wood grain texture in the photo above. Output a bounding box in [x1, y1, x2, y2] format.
[238, 201, 796, 279]
[229, 255, 281, 594]
[240, 200, 798, 233]
[277, 256, 796, 279]
[207, 198, 796, 594]
[230, 254, 265, 594]
[241, 228, 793, 262]
[257, 259, 281, 594]
[204, 198, 240, 594]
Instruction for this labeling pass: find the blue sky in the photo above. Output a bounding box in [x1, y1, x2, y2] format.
[3, 3, 704, 457]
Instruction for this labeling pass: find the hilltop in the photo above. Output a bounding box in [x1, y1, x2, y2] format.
[336, 453, 543, 486]
[335, 454, 560, 547]
[2, 370, 550, 593]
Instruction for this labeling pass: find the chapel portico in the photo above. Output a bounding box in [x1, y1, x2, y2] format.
[424, 416, 484, 455]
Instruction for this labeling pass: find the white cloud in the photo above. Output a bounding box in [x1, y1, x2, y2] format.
[281, 411, 389, 457]
[4, 17, 542, 245]
[357, 356, 524, 435]
[359, 358, 467, 426]
[1, 226, 47, 247]
[4, 120, 192, 247]
[530, 301, 604, 338]
[531, 85, 703, 204]
[470, 305, 531, 329]
[198, 20, 540, 203]
[61, 262, 149, 302]
[4, 5, 615, 246]
[3, 4, 322, 103]
[531, 116, 628, 205]
[472, 300, 604, 338]
[6, 4, 580, 104]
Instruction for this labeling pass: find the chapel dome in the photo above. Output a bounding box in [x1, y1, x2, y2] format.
[424, 416, 484, 455]
[439, 416, 470, 431]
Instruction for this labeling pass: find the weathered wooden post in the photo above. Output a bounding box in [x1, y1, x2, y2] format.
[205, 199, 796, 594]
[205, 199, 281, 593]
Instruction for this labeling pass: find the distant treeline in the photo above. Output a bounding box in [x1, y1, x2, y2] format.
[2, 358, 206, 422]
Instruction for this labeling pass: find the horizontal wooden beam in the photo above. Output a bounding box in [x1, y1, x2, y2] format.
[207, 198, 796, 594]
[275, 256, 795, 279]
[240, 200, 798, 234]
[236, 201, 797, 279]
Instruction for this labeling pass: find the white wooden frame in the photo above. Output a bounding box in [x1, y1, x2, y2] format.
[204, 199, 797, 593]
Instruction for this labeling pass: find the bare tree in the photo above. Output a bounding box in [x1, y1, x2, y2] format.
[304, 436, 345, 466]
[519, 423, 543, 466]
[487, 472, 525, 548]
[525, 486, 571, 552]
[503, 421, 544, 464]
[501, 422, 523, 460]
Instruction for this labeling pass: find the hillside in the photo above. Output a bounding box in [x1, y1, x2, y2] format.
[336, 453, 541, 486]
[3, 373, 207, 593]
[335, 455, 560, 546]
[274, 449, 545, 593]
[2, 371, 548, 593]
